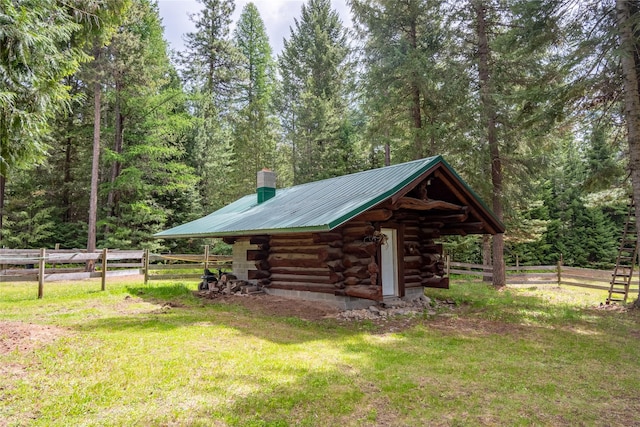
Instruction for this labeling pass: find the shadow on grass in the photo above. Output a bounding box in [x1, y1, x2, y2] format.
[7, 282, 639, 426]
[68, 281, 639, 347]
[425, 281, 639, 330]
[121, 309, 640, 427]
[67, 283, 356, 344]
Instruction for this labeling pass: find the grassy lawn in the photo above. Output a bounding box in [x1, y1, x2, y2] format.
[1, 279, 639, 426]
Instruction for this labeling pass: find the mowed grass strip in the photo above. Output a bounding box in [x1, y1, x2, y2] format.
[1, 279, 639, 426]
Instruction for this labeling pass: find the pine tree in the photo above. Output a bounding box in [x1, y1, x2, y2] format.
[231, 3, 278, 196]
[0, 0, 86, 244]
[583, 121, 624, 193]
[453, 0, 565, 286]
[350, 0, 460, 162]
[278, 0, 355, 184]
[99, 0, 201, 250]
[179, 0, 242, 211]
[3, 0, 200, 251]
[2, 168, 56, 248]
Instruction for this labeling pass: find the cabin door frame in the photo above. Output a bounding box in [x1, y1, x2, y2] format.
[380, 226, 405, 297]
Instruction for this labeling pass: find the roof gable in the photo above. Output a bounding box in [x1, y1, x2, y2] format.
[155, 156, 504, 239]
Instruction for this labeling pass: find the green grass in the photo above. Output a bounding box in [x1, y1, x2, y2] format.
[1, 278, 639, 426]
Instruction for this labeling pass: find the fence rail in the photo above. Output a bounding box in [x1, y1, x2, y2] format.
[0, 247, 232, 299]
[4, 247, 639, 298]
[446, 258, 640, 293]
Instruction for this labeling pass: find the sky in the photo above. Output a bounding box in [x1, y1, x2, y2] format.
[157, 0, 352, 55]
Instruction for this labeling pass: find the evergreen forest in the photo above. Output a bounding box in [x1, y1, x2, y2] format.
[2, 0, 640, 278]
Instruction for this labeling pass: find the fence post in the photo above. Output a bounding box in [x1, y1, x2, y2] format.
[557, 260, 562, 286]
[53, 243, 60, 270]
[38, 248, 46, 299]
[144, 249, 150, 285]
[101, 248, 108, 291]
[515, 254, 520, 274]
[445, 255, 450, 277]
[203, 244, 210, 271]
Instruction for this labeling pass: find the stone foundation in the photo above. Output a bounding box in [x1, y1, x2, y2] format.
[264, 286, 428, 310]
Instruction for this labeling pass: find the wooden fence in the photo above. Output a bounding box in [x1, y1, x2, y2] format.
[446, 257, 640, 294]
[5, 247, 638, 298]
[0, 248, 232, 299]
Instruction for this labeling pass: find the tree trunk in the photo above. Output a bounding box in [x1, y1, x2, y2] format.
[87, 45, 102, 266]
[0, 174, 4, 244]
[482, 234, 492, 282]
[105, 83, 124, 236]
[407, 14, 423, 159]
[384, 143, 390, 166]
[63, 134, 73, 222]
[616, 0, 640, 307]
[475, 0, 505, 287]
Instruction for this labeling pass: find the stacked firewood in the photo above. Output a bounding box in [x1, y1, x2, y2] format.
[200, 272, 263, 296]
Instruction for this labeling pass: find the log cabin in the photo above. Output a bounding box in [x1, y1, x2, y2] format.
[155, 156, 504, 309]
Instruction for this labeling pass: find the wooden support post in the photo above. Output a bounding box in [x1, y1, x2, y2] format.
[204, 244, 210, 270]
[144, 249, 150, 285]
[101, 248, 108, 291]
[515, 254, 519, 274]
[38, 248, 45, 299]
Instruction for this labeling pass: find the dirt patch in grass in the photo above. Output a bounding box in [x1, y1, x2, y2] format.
[428, 315, 526, 337]
[0, 321, 70, 355]
[197, 292, 437, 333]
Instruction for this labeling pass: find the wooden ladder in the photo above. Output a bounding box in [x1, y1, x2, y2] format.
[607, 197, 638, 304]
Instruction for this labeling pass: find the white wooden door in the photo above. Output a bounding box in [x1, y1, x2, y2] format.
[380, 228, 398, 296]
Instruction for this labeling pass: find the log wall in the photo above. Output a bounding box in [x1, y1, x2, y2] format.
[260, 233, 344, 294]
[251, 212, 448, 300]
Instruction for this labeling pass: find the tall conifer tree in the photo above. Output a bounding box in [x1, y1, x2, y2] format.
[179, 0, 241, 211]
[350, 0, 458, 162]
[99, 0, 200, 250]
[0, 0, 85, 244]
[232, 3, 278, 196]
[278, 0, 354, 184]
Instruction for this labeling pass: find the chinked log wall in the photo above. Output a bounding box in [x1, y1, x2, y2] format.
[246, 215, 448, 301]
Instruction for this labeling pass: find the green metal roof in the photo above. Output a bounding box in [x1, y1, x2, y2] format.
[155, 156, 503, 239]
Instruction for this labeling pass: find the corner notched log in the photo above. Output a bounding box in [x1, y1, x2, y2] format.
[343, 242, 377, 258]
[344, 266, 371, 279]
[248, 269, 271, 280]
[325, 259, 345, 272]
[318, 247, 342, 261]
[249, 235, 270, 246]
[247, 250, 268, 261]
[422, 276, 449, 289]
[343, 254, 370, 268]
[335, 284, 382, 301]
[254, 259, 270, 271]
